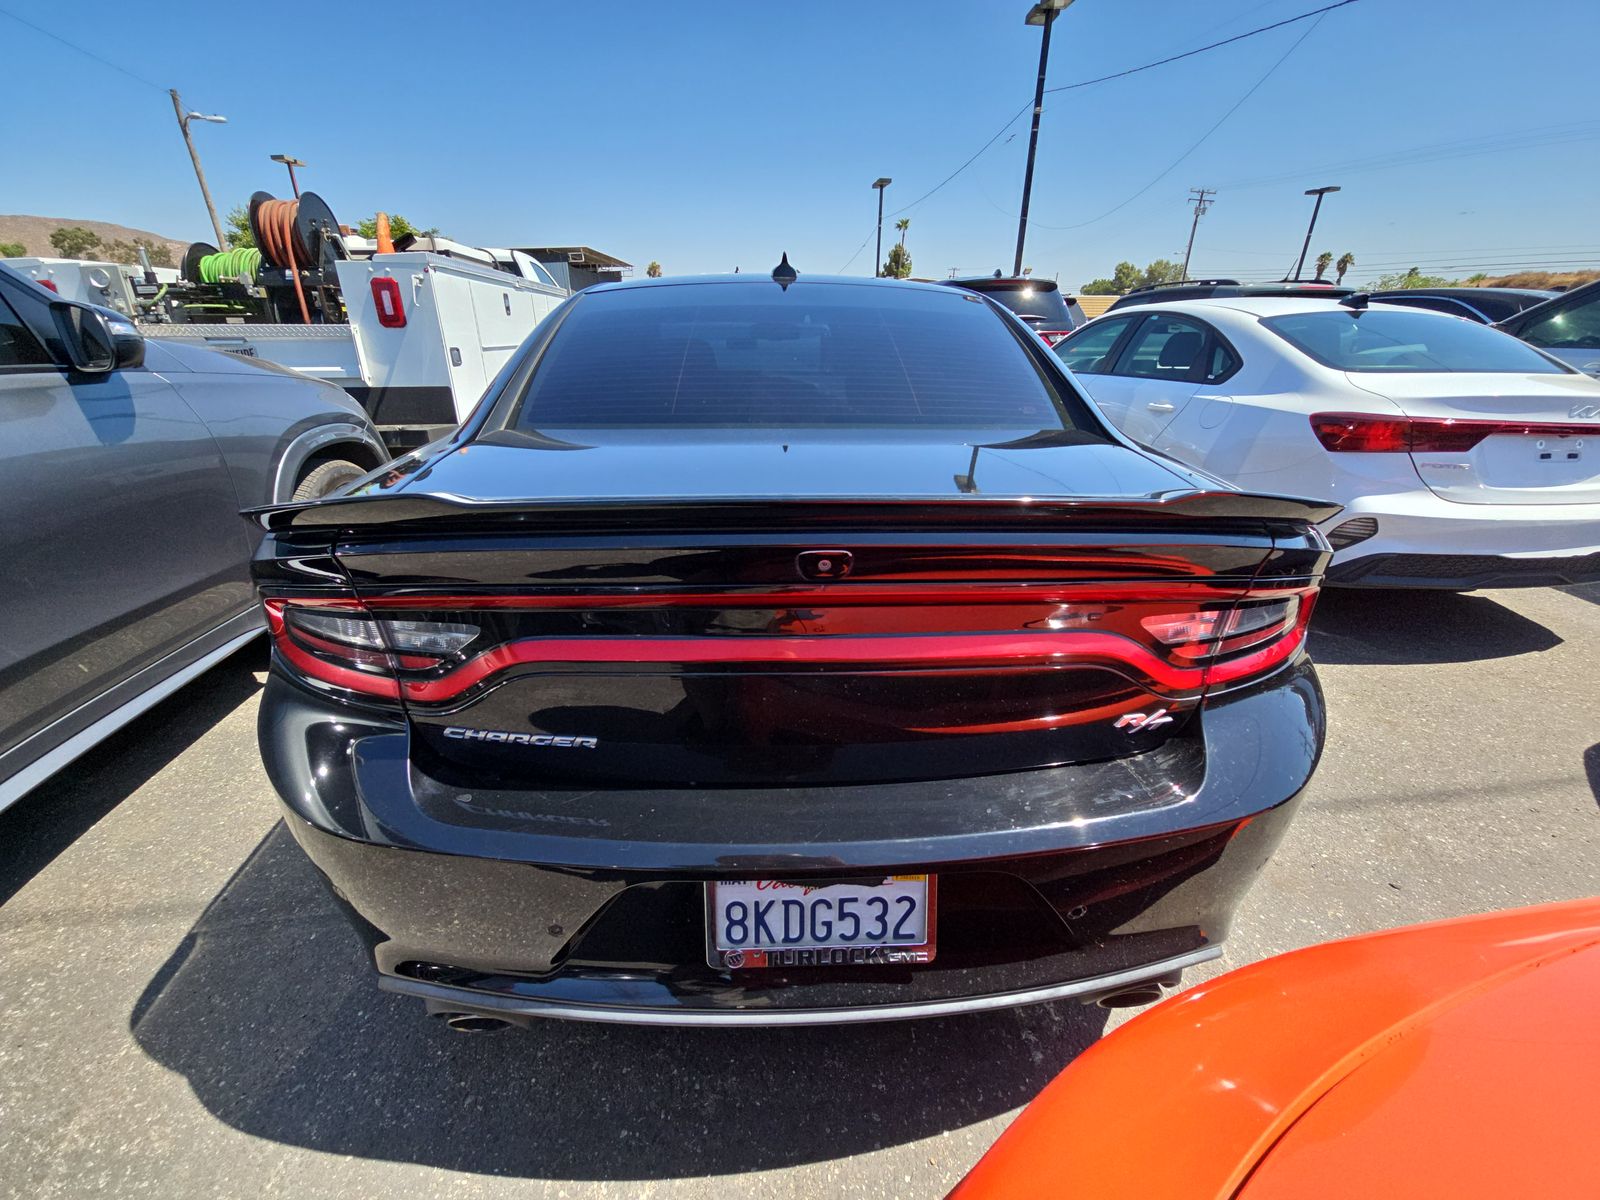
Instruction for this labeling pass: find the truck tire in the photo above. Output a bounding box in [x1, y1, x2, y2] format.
[292, 458, 367, 501]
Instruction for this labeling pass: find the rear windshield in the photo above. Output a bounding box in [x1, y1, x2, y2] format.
[507, 281, 1086, 431]
[1261, 309, 1569, 374]
[968, 281, 1074, 325]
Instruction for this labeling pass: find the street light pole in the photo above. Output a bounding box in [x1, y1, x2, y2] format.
[1293, 185, 1341, 281]
[170, 89, 229, 249]
[872, 177, 892, 277]
[271, 154, 307, 199]
[1014, 0, 1072, 277]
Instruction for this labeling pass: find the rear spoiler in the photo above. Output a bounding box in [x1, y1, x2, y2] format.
[247, 489, 1341, 535]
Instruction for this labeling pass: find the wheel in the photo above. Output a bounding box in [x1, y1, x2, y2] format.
[292, 458, 367, 501]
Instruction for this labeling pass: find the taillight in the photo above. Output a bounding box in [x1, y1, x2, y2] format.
[1036, 329, 1071, 347]
[264, 599, 477, 699]
[37, 279, 59, 293]
[1312, 411, 1599, 453]
[370, 276, 406, 328]
[1141, 590, 1317, 686]
[265, 585, 1317, 706]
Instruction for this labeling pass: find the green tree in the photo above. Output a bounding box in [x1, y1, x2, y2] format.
[49, 226, 102, 259]
[103, 239, 174, 267]
[356, 214, 436, 240]
[646, 261, 662, 278]
[1314, 251, 1334, 281]
[0, 241, 25, 258]
[1082, 258, 1181, 295]
[895, 217, 910, 247]
[880, 242, 912, 279]
[1335, 252, 1354, 285]
[1368, 267, 1454, 290]
[224, 205, 253, 249]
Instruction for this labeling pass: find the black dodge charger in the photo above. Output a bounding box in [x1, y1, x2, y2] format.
[252, 270, 1334, 1028]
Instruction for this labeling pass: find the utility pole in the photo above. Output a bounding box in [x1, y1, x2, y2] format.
[170, 89, 230, 249]
[1293, 185, 1341, 281]
[1180, 188, 1215, 281]
[1014, 1, 1073, 277]
[871, 177, 892, 277]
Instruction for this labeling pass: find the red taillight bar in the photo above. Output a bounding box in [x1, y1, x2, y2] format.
[263, 582, 1319, 705]
[1312, 411, 1599, 453]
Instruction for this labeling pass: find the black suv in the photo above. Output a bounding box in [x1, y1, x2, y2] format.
[940, 275, 1085, 345]
[1107, 279, 1352, 312]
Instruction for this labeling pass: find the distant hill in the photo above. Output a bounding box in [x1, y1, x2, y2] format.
[0, 214, 189, 261]
[1474, 270, 1600, 290]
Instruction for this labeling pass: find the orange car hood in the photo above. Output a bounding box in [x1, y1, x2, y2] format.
[951, 898, 1600, 1200]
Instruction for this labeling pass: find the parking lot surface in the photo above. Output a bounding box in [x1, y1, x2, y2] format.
[3, 585, 1597, 1198]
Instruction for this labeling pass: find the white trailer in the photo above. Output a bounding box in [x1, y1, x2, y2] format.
[139, 251, 568, 446]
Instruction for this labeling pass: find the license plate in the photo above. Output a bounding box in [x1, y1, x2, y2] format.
[706, 876, 936, 969]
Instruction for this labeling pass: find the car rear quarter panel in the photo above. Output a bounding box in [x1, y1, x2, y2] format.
[950, 897, 1600, 1200]
[150, 349, 387, 506]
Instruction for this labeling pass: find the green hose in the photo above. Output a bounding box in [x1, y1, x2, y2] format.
[196, 247, 262, 284]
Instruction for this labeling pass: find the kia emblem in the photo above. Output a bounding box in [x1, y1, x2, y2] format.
[796, 550, 853, 580]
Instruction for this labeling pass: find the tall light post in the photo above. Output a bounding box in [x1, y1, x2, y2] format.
[1293, 185, 1341, 281]
[170, 89, 229, 249]
[872, 177, 892, 277]
[271, 153, 306, 198]
[1014, 0, 1073, 277]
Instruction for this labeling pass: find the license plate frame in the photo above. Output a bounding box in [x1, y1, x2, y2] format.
[705, 875, 937, 970]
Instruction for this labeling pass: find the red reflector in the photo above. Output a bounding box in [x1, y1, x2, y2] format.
[370, 276, 406, 328]
[1312, 411, 1600, 453]
[37, 279, 59, 293]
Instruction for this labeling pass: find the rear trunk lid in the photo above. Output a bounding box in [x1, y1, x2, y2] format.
[1348, 372, 1600, 505]
[257, 438, 1333, 789]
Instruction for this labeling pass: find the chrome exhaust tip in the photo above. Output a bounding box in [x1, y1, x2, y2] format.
[1095, 985, 1165, 1009]
[438, 1011, 512, 1033]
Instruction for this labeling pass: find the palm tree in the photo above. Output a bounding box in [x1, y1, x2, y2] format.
[646, 261, 662, 278]
[1335, 252, 1355, 285]
[895, 217, 910, 248]
[1314, 251, 1334, 281]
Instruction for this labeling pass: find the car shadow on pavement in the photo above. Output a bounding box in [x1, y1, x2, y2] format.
[1585, 744, 1600, 808]
[130, 823, 1109, 1181]
[0, 643, 267, 907]
[1309, 589, 1561, 666]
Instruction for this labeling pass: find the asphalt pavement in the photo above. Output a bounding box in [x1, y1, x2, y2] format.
[3, 584, 1597, 1198]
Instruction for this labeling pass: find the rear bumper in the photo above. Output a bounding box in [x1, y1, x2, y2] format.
[1321, 495, 1600, 588]
[259, 658, 1324, 1024]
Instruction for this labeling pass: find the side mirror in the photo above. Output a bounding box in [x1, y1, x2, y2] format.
[49, 301, 143, 372]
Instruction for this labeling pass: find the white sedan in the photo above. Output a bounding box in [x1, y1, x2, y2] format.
[1053, 296, 1600, 588]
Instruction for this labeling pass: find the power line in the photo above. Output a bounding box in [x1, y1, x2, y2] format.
[0, 5, 166, 92]
[1027, 13, 1327, 238]
[1211, 123, 1600, 191]
[888, 102, 1034, 219]
[1043, 0, 1362, 95]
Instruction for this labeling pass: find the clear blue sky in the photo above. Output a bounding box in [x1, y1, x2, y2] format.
[4, 0, 1597, 288]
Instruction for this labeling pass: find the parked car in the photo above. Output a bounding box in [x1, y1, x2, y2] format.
[1367, 285, 1556, 324]
[938, 275, 1084, 344]
[952, 897, 1600, 1200]
[1495, 276, 1600, 378]
[1054, 296, 1600, 589]
[0, 262, 388, 813]
[252, 271, 1334, 1029]
[1106, 278, 1351, 312]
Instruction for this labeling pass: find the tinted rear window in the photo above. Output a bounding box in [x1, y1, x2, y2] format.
[1261, 309, 1568, 374]
[967, 282, 1073, 325]
[509, 282, 1084, 430]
